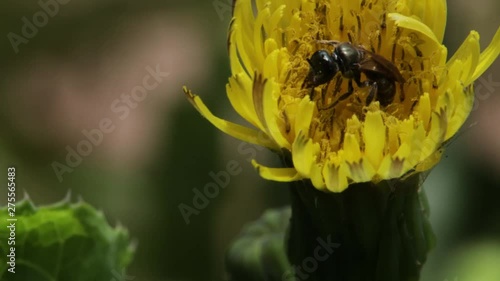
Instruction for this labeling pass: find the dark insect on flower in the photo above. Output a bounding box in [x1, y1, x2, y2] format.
[303, 41, 406, 108]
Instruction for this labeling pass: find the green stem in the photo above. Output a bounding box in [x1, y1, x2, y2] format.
[287, 174, 435, 281]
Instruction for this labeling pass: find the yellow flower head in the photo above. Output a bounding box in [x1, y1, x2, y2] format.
[185, 0, 500, 192]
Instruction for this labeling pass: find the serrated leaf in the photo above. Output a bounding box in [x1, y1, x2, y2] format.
[0, 197, 135, 281]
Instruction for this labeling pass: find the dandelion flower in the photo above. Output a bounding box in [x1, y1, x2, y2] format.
[184, 0, 500, 193]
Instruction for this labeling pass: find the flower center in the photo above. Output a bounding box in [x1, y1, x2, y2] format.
[278, 0, 441, 154]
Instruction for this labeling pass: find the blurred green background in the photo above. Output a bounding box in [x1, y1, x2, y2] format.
[0, 0, 499, 281]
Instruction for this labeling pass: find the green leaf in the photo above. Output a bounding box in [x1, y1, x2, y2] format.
[226, 207, 292, 281]
[0, 195, 135, 281]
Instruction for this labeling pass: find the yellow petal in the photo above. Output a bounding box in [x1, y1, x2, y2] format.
[343, 133, 362, 163]
[261, 78, 292, 148]
[404, 0, 447, 42]
[348, 159, 376, 183]
[394, 143, 411, 162]
[386, 118, 400, 156]
[266, 5, 286, 46]
[227, 73, 265, 131]
[251, 159, 303, 182]
[387, 13, 446, 64]
[264, 38, 279, 57]
[292, 130, 320, 176]
[377, 154, 393, 178]
[233, 0, 258, 74]
[417, 92, 431, 131]
[228, 20, 245, 75]
[446, 31, 480, 86]
[420, 110, 446, 161]
[184, 87, 279, 150]
[251, 74, 290, 149]
[252, 73, 291, 149]
[310, 163, 326, 190]
[390, 158, 405, 178]
[415, 109, 447, 172]
[294, 96, 315, 136]
[415, 150, 443, 172]
[363, 110, 386, 170]
[405, 123, 427, 171]
[444, 84, 474, 140]
[263, 48, 289, 83]
[253, 6, 270, 68]
[471, 26, 500, 82]
[323, 162, 350, 193]
[388, 13, 440, 45]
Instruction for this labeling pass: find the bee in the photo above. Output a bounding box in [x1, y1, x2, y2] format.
[303, 40, 405, 108]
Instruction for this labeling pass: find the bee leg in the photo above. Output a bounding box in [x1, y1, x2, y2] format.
[336, 79, 355, 103]
[365, 81, 378, 105]
[330, 76, 343, 102]
[302, 72, 313, 89]
[309, 87, 317, 101]
[354, 74, 378, 106]
[319, 79, 353, 110]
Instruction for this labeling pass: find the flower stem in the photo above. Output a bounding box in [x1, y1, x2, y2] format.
[287, 174, 435, 281]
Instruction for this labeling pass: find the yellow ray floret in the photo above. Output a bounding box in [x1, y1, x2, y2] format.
[184, 87, 279, 150]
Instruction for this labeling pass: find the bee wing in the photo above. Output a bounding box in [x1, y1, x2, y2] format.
[359, 50, 406, 83]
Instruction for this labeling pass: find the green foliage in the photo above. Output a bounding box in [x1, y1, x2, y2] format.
[442, 241, 500, 281]
[0, 196, 134, 281]
[226, 207, 292, 281]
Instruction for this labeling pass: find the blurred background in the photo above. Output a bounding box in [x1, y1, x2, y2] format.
[0, 0, 499, 280]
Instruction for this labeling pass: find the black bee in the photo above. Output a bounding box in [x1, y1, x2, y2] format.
[303, 41, 405, 107]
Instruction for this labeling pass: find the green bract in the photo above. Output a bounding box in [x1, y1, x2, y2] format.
[0, 196, 135, 281]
